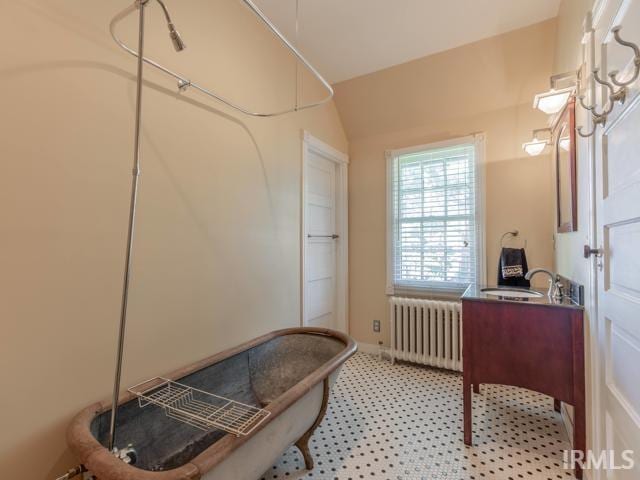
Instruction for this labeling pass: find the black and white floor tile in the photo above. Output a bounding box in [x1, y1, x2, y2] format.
[261, 353, 575, 480]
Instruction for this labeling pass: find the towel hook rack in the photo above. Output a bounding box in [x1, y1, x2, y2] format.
[500, 230, 527, 249]
[576, 26, 639, 137]
[109, 0, 334, 117]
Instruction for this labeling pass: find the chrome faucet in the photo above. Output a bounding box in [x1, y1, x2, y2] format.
[525, 268, 564, 300]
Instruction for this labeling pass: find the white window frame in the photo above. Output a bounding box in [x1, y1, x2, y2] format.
[385, 134, 486, 297]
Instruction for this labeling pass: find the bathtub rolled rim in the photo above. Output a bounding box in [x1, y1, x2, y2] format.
[67, 327, 357, 480]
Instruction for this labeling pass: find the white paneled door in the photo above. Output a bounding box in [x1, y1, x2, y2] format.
[592, 0, 640, 477]
[302, 133, 348, 332]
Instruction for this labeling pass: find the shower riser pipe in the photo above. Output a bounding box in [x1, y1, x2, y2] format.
[107, 0, 148, 452]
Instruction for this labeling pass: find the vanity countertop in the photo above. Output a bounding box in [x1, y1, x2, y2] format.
[462, 284, 583, 309]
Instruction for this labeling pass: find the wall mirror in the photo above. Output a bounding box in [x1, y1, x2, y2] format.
[554, 97, 577, 233]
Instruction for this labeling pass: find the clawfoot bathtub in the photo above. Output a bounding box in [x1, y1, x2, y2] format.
[67, 327, 356, 480]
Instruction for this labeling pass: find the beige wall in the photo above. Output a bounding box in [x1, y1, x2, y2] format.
[553, 0, 593, 282]
[552, 0, 594, 454]
[335, 20, 558, 346]
[554, 0, 593, 75]
[0, 1, 346, 479]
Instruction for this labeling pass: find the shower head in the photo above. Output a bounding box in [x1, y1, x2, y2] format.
[167, 22, 186, 52]
[155, 0, 186, 52]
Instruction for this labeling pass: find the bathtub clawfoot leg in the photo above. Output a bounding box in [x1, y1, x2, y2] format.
[295, 378, 330, 470]
[296, 437, 314, 470]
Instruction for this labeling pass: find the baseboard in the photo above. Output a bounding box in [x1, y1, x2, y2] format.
[357, 342, 393, 362]
[357, 341, 388, 358]
[561, 402, 574, 448]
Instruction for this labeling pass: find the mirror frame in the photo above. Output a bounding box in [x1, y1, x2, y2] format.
[553, 97, 578, 233]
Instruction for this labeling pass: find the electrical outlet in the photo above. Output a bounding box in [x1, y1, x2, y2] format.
[373, 319, 381, 332]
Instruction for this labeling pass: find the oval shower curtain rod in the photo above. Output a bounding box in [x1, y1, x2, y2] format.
[109, 0, 334, 117]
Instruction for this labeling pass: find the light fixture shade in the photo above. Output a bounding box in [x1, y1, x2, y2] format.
[522, 139, 548, 156]
[533, 87, 574, 114]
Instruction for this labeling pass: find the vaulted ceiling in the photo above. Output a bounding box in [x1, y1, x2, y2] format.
[252, 0, 562, 83]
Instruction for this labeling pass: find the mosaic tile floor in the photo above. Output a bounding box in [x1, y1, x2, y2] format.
[261, 352, 575, 480]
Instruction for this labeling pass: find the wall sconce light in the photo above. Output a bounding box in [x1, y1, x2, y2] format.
[522, 128, 552, 156]
[533, 72, 578, 115]
[533, 87, 575, 115]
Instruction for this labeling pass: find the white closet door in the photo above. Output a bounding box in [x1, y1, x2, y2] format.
[304, 151, 338, 329]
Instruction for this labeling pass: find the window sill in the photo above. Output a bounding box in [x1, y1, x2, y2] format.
[388, 286, 466, 301]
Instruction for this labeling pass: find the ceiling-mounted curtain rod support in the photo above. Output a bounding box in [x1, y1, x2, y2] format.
[109, 0, 334, 117]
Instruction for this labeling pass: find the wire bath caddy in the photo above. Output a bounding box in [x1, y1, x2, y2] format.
[128, 377, 271, 436]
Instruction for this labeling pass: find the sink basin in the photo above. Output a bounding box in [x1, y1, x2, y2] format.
[481, 287, 544, 299]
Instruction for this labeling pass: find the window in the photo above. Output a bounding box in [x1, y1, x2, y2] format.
[387, 135, 485, 294]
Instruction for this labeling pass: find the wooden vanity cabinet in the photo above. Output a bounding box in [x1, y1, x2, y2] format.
[462, 299, 585, 479]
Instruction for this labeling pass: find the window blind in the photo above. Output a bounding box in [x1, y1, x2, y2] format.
[390, 142, 479, 292]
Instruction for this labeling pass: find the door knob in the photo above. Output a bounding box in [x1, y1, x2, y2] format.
[583, 245, 603, 259]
